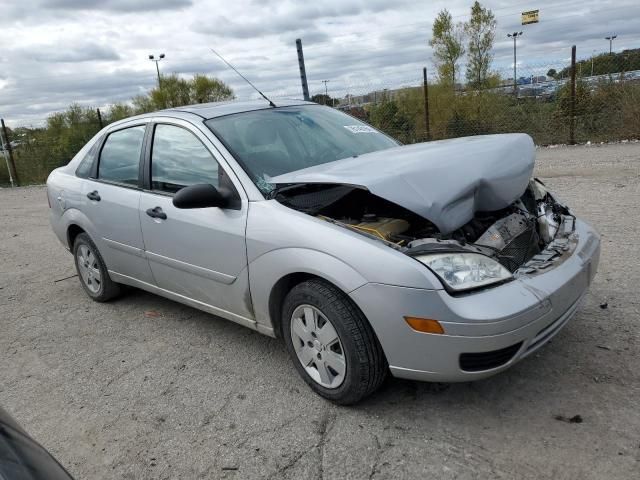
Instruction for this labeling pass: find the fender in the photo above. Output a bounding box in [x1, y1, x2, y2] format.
[58, 207, 100, 250]
[249, 247, 369, 329]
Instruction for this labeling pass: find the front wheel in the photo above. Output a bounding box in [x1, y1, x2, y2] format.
[282, 279, 387, 405]
[73, 233, 121, 302]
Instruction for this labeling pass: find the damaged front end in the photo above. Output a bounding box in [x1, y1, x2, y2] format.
[273, 178, 576, 294]
[405, 179, 576, 292]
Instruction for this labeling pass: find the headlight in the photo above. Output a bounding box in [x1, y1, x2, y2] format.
[416, 253, 512, 292]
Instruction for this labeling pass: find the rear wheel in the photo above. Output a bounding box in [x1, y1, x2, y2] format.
[73, 233, 121, 302]
[282, 279, 387, 404]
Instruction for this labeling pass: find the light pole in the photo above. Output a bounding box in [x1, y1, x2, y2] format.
[321, 80, 331, 105]
[507, 32, 523, 94]
[605, 35, 617, 55]
[148, 53, 165, 87]
[591, 49, 596, 77]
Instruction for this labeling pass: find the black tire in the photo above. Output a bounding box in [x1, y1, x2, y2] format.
[72, 232, 121, 302]
[282, 279, 387, 405]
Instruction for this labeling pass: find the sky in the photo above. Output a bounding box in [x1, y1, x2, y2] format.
[1, 0, 639, 126]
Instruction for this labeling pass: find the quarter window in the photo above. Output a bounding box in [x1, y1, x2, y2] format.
[151, 124, 219, 194]
[98, 126, 146, 186]
[76, 137, 101, 178]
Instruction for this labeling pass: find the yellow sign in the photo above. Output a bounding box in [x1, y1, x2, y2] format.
[522, 10, 539, 25]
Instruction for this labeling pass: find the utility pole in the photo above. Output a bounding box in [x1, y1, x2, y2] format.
[1, 119, 18, 186]
[605, 35, 617, 55]
[507, 31, 523, 95]
[322, 80, 330, 105]
[569, 45, 577, 145]
[422, 67, 431, 141]
[295, 39, 310, 101]
[0, 125, 14, 187]
[148, 53, 165, 87]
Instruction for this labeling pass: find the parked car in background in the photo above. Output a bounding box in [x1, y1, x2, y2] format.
[46, 100, 600, 404]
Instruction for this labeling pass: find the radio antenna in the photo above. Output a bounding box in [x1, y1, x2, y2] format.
[210, 48, 276, 107]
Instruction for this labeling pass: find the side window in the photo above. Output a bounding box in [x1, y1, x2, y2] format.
[75, 139, 101, 178]
[98, 126, 146, 186]
[151, 124, 219, 194]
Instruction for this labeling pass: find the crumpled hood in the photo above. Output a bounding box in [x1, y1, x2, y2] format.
[270, 133, 535, 233]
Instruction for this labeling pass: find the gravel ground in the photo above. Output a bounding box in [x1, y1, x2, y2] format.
[1, 142, 639, 479]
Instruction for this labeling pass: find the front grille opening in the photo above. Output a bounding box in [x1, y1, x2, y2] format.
[459, 342, 523, 372]
[497, 226, 540, 272]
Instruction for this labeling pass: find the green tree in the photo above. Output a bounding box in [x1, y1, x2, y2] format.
[430, 9, 465, 87]
[191, 74, 235, 103]
[546, 68, 557, 79]
[310, 93, 334, 105]
[464, 1, 496, 88]
[132, 73, 234, 113]
[107, 103, 135, 123]
[368, 95, 415, 143]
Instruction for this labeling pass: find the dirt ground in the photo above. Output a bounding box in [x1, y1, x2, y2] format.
[1, 142, 639, 479]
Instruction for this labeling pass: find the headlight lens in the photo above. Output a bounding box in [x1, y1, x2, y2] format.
[416, 253, 512, 292]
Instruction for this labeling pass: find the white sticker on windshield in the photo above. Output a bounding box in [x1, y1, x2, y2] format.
[343, 125, 377, 134]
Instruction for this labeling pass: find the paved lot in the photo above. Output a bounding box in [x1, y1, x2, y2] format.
[1, 143, 639, 479]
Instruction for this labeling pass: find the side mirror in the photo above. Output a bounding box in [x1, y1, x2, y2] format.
[173, 184, 228, 209]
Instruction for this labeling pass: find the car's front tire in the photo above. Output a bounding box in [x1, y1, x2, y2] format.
[73, 233, 121, 302]
[282, 279, 387, 405]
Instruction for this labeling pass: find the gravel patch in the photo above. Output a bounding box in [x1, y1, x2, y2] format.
[1, 142, 639, 479]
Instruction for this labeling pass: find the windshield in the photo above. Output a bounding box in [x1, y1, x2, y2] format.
[205, 105, 398, 193]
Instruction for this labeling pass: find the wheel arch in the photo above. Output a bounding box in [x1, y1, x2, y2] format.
[59, 208, 99, 251]
[67, 224, 86, 249]
[268, 272, 322, 338]
[248, 248, 369, 337]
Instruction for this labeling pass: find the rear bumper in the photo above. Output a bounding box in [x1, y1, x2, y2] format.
[350, 217, 600, 382]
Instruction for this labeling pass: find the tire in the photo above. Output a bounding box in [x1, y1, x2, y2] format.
[72, 232, 121, 302]
[282, 279, 387, 405]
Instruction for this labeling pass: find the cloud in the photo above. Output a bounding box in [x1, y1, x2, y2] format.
[42, 0, 192, 12]
[1, 0, 640, 126]
[16, 43, 121, 62]
[193, 0, 411, 39]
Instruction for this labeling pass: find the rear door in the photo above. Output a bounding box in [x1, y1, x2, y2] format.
[82, 122, 155, 284]
[138, 119, 251, 319]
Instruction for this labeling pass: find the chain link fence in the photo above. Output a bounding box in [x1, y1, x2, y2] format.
[2, 46, 639, 187]
[306, 48, 640, 147]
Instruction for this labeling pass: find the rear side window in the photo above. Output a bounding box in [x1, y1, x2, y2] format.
[151, 124, 219, 194]
[75, 138, 102, 178]
[98, 126, 146, 186]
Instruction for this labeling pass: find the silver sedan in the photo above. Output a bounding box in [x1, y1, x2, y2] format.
[47, 100, 600, 404]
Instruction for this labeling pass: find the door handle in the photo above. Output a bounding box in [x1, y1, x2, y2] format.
[87, 190, 101, 201]
[146, 206, 167, 220]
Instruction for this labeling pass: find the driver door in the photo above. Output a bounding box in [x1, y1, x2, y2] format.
[138, 120, 251, 319]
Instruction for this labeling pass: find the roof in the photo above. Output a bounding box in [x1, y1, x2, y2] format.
[104, 98, 317, 132]
[165, 98, 315, 120]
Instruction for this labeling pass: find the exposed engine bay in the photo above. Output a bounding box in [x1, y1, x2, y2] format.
[274, 178, 575, 275]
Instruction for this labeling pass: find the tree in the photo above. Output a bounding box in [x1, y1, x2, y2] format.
[430, 9, 465, 87]
[107, 103, 135, 123]
[311, 93, 334, 106]
[464, 2, 496, 88]
[132, 73, 234, 113]
[368, 94, 415, 143]
[191, 74, 235, 103]
[547, 68, 557, 79]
